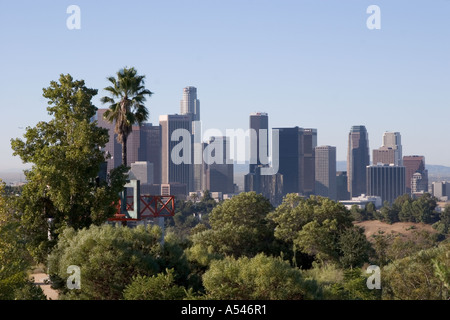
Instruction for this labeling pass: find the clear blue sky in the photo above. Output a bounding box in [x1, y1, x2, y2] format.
[1, 0, 450, 171]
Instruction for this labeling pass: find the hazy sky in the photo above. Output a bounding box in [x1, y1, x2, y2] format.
[1, 0, 449, 171]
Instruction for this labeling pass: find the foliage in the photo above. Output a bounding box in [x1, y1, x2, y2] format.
[268, 194, 366, 267]
[123, 269, 189, 300]
[376, 194, 439, 225]
[382, 242, 450, 300]
[302, 263, 381, 300]
[10, 74, 128, 263]
[101, 67, 153, 166]
[202, 253, 318, 300]
[433, 204, 450, 234]
[338, 226, 374, 269]
[12, 279, 47, 300]
[190, 192, 276, 258]
[0, 180, 43, 300]
[167, 193, 218, 240]
[48, 224, 163, 300]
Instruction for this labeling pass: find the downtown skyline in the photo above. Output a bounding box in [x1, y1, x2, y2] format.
[1, 1, 450, 171]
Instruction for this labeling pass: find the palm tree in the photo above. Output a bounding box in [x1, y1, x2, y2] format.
[101, 67, 153, 167]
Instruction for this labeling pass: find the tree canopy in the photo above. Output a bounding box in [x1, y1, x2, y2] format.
[11, 74, 128, 262]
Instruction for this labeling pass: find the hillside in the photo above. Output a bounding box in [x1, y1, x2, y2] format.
[355, 220, 439, 240]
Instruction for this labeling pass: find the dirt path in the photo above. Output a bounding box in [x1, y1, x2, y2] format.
[30, 273, 59, 300]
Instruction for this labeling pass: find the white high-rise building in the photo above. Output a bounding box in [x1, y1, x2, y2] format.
[180, 86, 200, 121]
[382, 132, 402, 166]
[180, 86, 203, 191]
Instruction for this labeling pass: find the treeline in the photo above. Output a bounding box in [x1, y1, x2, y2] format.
[3, 183, 449, 300]
[47, 193, 450, 300]
[351, 193, 450, 233]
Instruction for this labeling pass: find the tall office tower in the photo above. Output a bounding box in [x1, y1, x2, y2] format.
[315, 146, 337, 200]
[142, 124, 162, 184]
[245, 126, 284, 205]
[373, 148, 396, 166]
[244, 166, 284, 206]
[127, 123, 162, 184]
[403, 155, 428, 195]
[180, 86, 200, 121]
[276, 127, 301, 195]
[411, 172, 428, 195]
[367, 164, 406, 204]
[275, 127, 317, 197]
[301, 128, 317, 196]
[336, 171, 350, 200]
[432, 181, 449, 199]
[180, 87, 202, 191]
[159, 114, 193, 194]
[383, 132, 402, 165]
[205, 136, 234, 194]
[347, 125, 370, 197]
[249, 112, 269, 174]
[373, 132, 402, 166]
[96, 109, 162, 183]
[96, 108, 122, 172]
[130, 161, 153, 185]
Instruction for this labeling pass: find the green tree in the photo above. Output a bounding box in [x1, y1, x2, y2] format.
[338, 226, 373, 269]
[202, 253, 318, 300]
[382, 243, 450, 300]
[350, 204, 363, 222]
[11, 74, 127, 262]
[380, 201, 398, 224]
[48, 224, 162, 300]
[101, 67, 153, 166]
[433, 205, 450, 234]
[398, 200, 413, 222]
[411, 193, 438, 224]
[0, 180, 45, 300]
[269, 195, 354, 266]
[123, 269, 188, 300]
[190, 192, 275, 258]
[364, 202, 376, 220]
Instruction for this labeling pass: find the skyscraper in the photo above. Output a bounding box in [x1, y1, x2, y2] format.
[315, 146, 337, 200]
[276, 127, 301, 195]
[373, 132, 402, 166]
[205, 136, 234, 194]
[249, 112, 269, 174]
[180, 86, 200, 121]
[347, 125, 370, 197]
[366, 164, 406, 204]
[403, 155, 428, 195]
[300, 128, 317, 196]
[244, 165, 284, 206]
[336, 171, 350, 200]
[96, 108, 122, 172]
[127, 123, 162, 184]
[275, 126, 317, 197]
[159, 114, 193, 193]
[96, 109, 162, 184]
[383, 132, 402, 165]
[432, 181, 449, 200]
[180, 87, 203, 191]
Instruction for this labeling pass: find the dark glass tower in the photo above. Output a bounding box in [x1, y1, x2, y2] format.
[249, 112, 269, 174]
[274, 126, 317, 197]
[347, 125, 370, 197]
